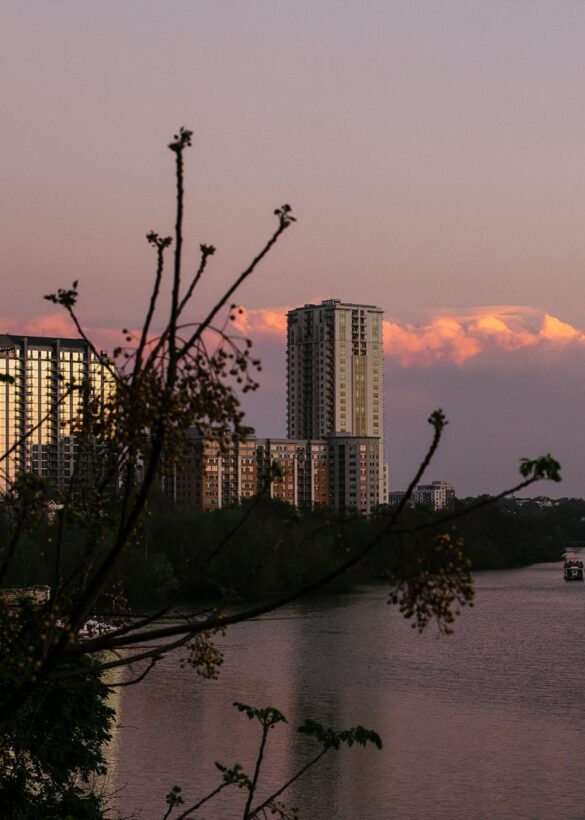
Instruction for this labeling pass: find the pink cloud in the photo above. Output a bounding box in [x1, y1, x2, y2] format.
[383, 317, 483, 366]
[540, 314, 585, 343]
[231, 307, 290, 338]
[0, 312, 74, 339]
[382, 309, 585, 366]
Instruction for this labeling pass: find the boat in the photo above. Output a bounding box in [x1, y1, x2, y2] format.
[564, 560, 584, 581]
[56, 617, 114, 639]
[78, 618, 114, 638]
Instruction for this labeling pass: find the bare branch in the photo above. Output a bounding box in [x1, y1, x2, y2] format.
[249, 749, 328, 819]
[134, 232, 171, 377]
[176, 207, 295, 360]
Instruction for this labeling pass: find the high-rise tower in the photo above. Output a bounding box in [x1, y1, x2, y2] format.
[286, 299, 384, 440]
[286, 300, 386, 507]
[0, 335, 112, 494]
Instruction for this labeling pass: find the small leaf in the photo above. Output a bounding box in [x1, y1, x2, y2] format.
[519, 454, 562, 482]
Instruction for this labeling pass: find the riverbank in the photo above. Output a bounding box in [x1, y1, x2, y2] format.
[2, 496, 574, 607]
[109, 496, 570, 605]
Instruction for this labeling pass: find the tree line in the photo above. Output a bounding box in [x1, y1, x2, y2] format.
[2, 494, 573, 610]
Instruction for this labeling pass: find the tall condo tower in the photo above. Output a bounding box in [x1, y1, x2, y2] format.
[286, 299, 384, 440]
[0, 335, 111, 494]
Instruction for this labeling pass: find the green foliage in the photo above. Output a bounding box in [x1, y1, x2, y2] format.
[3, 492, 569, 627]
[168, 126, 193, 152]
[233, 701, 287, 729]
[297, 718, 382, 751]
[0, 124, 567, 818]
[44, 280, 79, 309]
[0, 602, 114, 819]
[387, 532, 474, 634]
[452, 497, 570, 570]
[519, 454, 562, 482]
[10, 471, 50, 507]
[164, 701, 381, 819]
[113, 544, 179, 606]
[214, 762, 252, 789]
[1, 126, 303, 816]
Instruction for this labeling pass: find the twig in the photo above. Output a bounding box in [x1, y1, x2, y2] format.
[249, 749, 328, 819]
[243, 723, 270, 820]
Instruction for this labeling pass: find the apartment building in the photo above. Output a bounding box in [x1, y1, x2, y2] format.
[162, 430, 258, 510]
[164, 433, 330, 511]
[414, 481, 456, 511]
[0, 334, 112, 494]
[286, 299, 386, 507]
[256, 438, 330, 508]
[328, 435, 383, 515]
[389, 481, 456, 512]
[286, 299, 384, 440]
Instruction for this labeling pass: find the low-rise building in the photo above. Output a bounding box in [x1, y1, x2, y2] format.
[415, 481, 456, 511]
[164, 431, 382, 515]
[389, 481, 456, 512]
[256, 438, 330, 508]
[161, 430, 258, 510]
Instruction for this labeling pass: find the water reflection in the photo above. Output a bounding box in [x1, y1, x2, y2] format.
[108, 562, 585, 819]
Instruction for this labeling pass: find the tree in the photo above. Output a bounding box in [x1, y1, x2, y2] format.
[0, 128, 562, 817]
[0, 601, 114, 819]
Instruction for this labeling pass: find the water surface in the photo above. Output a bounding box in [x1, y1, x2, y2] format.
[109, 561, 585, 819]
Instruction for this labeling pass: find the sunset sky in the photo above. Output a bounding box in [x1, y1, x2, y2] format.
[3, 1, 585, 497]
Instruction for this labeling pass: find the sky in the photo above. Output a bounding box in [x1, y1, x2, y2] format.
[2, 1, 585, 497]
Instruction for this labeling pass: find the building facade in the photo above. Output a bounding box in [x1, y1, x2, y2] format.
[286, 299, 386, 507]
[0, 335, 111, 494]
[256, 438, 330, 508]
[162, 431, 258, 510]
[389, 481, 456, 512]
[328, 435, 383, 515]
[414, 481, 456, 511]
[286, 299, 384, 440]
[163, 433, 330, 511]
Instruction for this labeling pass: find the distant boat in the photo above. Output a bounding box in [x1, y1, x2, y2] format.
[564, 560, 583, 581]
[55, 617, 114, 639]
[77, 618, 114, 639]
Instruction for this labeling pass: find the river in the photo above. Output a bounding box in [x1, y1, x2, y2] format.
[108, 560, 585, 819]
